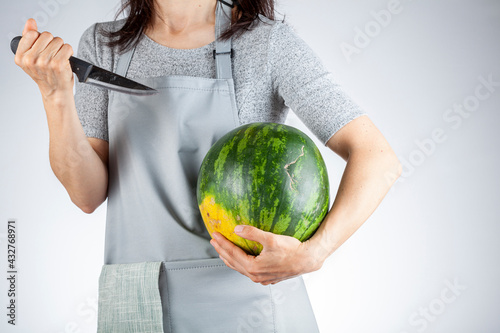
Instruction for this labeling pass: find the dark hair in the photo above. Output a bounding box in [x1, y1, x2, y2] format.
[100, 0, 279, 53]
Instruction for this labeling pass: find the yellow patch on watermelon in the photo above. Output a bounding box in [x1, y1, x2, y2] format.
[199, 195, 263, 255]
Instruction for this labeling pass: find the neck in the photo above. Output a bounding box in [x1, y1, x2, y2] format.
[151, 0, 218, 34]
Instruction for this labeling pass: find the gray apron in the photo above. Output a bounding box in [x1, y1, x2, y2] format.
[97, 1, 320, 332]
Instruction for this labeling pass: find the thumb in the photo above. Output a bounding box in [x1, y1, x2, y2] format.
[234, 225, 272, 246]
[22, 18, 38, 36]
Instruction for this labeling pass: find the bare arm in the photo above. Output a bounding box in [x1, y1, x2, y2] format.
[45, 97, 109, 213]
[15, 19, 108, 213]
[307, 115, 402, 263]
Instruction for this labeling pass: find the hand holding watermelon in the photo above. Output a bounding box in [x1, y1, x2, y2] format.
[210, 224, 324, 285]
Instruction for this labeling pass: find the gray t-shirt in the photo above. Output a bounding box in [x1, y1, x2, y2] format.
[75, 17, 365, 145]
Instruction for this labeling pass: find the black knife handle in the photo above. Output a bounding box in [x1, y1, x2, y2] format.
[10, 35, 92, 82]
[68, 56, 93, 82]
[10, 36, 21, 55]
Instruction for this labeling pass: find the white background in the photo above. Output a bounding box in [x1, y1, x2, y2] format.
[1, 0, 499, 332]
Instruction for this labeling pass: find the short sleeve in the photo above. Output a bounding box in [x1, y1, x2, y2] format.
[268, 22, 366, 145]
[74, 23, 109, 142]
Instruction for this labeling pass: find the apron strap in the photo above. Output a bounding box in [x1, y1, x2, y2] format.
[115, 45, 136, 78]
[214, 0, 234, 80]
[115, 0, 234, 79]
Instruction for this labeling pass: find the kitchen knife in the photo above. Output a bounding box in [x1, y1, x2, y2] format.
[11, 36, 157, 96]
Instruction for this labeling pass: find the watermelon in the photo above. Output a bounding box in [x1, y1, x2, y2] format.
[197, 122, 329, 255]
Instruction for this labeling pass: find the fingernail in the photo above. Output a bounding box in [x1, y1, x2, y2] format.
[234, 225, 245, 234]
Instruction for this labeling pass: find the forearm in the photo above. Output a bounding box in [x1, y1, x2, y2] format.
[308, 148, 401, 262]
[43, 92, 108, 213]
[13, 21, 108, 213]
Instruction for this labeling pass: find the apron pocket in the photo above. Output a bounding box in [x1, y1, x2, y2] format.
[97, 261, 164, 333]
[159, 258, 276, 333]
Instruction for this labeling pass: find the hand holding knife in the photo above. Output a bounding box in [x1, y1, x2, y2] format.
[11, 35, 157, 96]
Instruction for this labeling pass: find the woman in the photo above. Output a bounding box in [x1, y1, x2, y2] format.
[14, 0, 401, 331]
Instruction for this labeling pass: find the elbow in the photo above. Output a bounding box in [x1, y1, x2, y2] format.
[72, 197, 100, 214]
[80, 204, 97, 214]
[69, 189, 107, 215]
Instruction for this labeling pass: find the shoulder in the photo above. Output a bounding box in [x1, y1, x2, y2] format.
[266, 19, 312, 55]
[231, 15, 301, 59]
[233, 15, 299, 44]
[78, 18, 126, 47]
[233, 16, 308, 58]
[76, 19, 127, 70]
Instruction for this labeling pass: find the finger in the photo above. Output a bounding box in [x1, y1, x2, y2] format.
[30, 31, 55, 57]
[51, 44, 74, 80]
[234, 225, 273, 248]
[219, 255, 255, 280]
[52, 43, 73, 62]
[210, 235, 251, 276]
[41, 36, 65, 60]
[214, 245, 248, 277]
[22, 18, 38, 36]
[262, 274, 301, 286]
[20, 32, 55, 75]
[18, 19, 39, 59]
[212, 232, 294, 278]
[212, 234, 283, 284]
[213, 232, 252, 267]
[15, 30, 40, 66]
[218, 255, 236, 270]
[34, 34, 64, 71]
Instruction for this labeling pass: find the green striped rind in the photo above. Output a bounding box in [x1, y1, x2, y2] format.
[197, 122, 329, 249]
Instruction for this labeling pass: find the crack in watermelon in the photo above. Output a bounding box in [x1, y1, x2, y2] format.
[284, 145, 305, 192]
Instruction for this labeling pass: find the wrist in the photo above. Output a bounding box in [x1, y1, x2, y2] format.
[306, 227, 338, 267]
[300, 238, 329, 272]
[41, 88, 74, 108]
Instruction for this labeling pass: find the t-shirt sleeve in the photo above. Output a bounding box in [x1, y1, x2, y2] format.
[268, 21, 366, 145]
[74, 23, 109, 142]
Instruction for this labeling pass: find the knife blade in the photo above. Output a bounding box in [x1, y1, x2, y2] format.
[11, 36, 158, 96]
